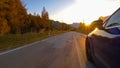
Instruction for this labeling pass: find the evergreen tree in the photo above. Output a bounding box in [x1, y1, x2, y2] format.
[41, 7, 50, 30]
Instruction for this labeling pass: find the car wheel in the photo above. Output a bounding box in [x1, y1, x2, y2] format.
[86, 38, 93, 62]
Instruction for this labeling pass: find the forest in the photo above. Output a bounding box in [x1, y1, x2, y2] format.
[0, 0, 72, 35]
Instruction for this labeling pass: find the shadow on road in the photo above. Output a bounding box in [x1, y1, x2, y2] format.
[86, 61, 96, 68]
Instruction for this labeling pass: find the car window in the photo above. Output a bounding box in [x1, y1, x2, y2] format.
[105, 9, 120, 27]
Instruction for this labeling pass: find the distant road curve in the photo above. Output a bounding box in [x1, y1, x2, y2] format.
[0, 31, 95, 68]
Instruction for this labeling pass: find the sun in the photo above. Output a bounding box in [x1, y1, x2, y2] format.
[83, 21, 91, 26]
[85, 23, 91, 27]
[50, 0, 119, 24]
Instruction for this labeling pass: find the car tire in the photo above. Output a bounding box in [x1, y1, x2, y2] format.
[86, 38, 93, 62]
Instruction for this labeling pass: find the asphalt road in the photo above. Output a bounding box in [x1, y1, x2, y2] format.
[0, 32, 95, 68]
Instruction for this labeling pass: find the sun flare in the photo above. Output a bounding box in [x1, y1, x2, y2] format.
[85, 23, 91, 26]
[50, 0, 119, 24]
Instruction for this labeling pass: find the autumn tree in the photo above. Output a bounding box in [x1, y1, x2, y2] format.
[0, 18, 10, 35]
[78, 22, 85, 32]
[0, 0, 11, 35]
[0, 0, 28, 34]
[41, 7, 51, 30]
[7, 0, 27, 34]
[60, 23, 70, 30]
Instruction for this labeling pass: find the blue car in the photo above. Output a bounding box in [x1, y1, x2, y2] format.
[86, 8, 120, 68]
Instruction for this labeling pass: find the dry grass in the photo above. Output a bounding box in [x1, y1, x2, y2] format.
[0, 31, 67, 51]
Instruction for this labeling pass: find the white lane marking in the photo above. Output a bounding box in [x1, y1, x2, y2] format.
[0, 40, 44, 55]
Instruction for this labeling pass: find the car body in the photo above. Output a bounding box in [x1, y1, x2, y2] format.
[86, 8, 120, 68]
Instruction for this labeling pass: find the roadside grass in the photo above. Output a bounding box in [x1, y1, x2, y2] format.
[0, 31, 67, 51]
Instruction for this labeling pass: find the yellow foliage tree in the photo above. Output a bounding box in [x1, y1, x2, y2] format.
[0, 18, 10, 35]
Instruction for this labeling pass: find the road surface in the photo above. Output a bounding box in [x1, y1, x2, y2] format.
[0, 32, 95, 68]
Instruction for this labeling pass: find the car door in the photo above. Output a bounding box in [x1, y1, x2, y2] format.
[91, 8, 120, 68]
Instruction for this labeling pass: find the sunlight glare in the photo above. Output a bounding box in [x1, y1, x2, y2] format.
[85, 22, 91, 26]
[50, 0, 119, 24]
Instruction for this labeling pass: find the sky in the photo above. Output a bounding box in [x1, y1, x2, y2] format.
[22, 0, 120, 24]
